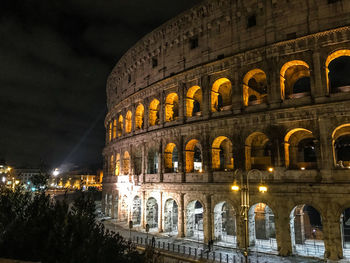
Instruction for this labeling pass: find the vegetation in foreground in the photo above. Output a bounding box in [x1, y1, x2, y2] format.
[0, 186, 145, 263]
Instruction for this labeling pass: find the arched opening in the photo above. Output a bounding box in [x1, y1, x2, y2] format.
[248, 203, 277, 252]
[332, 124, 350, 168]
[132, 196, 141, 226]
[211, 78, 232, 112]
[115, 153, 120, 176]
[135, 104, 145, 130]
[214, 202, 236, 246]
[108, 122, 112, 142]
[246, 132, 272, 170]
[186, 200, 204, 241]
[146, 197, 158, 229]
[122, 151, 130, 175]
[341, 208, 350, 258]
[113, 119, 117, 139]
[165, 93, 179, 122]
[164, 199, 178, 235]
[118, 115, 123, 137]
[149, 99, 160, 126]
[185, 139, 202, 173]
[113, 195, 118, 219]
[186, 86, 202, 117]
[147, 148, 159, 174]
[125, 111, 132, 133]
[243, 69, 267, 106]
[285, 129, 317, 169]
[212, 136, 233, 171]
[326, 50, 350, 94]
[164, 143, 179, 173]
[133, 149, 142, 176]
[119, 195, 128, 222]
[280, 60, 310, 99]
[290, 205, 325, 257]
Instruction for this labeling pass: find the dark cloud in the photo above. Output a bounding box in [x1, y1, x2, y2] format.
[0, 0, 200, 169]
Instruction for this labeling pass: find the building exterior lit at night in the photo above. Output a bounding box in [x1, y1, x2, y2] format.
[103, 0, 350, 260]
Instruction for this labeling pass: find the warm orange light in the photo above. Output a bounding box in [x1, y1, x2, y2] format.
[268, 167, 274, 173]
[258, 184, 268, 193]
[300, 167, 305, 171]
[231, 180, 240, 191]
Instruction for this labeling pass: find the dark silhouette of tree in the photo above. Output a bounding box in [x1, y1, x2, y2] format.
[0, 187, 145, 263]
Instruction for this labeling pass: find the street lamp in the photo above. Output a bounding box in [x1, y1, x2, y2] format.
[231, 169, 268, 263]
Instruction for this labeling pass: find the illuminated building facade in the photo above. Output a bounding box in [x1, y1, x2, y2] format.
[103, 0, 350, 260]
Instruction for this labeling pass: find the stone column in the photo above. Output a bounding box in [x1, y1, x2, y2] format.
[323, 214, 343, 260]
[267, 59, 281, 107]
[203, 135, 213, 182]
[312, 49, 326, 99]
[318, 117, 334, 173]
[158, 141, 163, 182]
[141, 143, 146, 182]
[178, 82, 185, 124]
[201, 75, 210, 119]
[144, 99, 149, 130]
[232, 70, 242, 114]
[203, 194, 212, 243]
[158, 192, 163, 232]
[141, 191, 146, 228]
[159, 92, 164, 126]
[178, 193, 185, 237]
[131, 104, 136, 134]
[178, 136, 186, 183]
[274, 206, 293, 256]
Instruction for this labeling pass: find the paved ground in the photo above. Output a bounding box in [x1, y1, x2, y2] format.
[102, 219, 329, 263]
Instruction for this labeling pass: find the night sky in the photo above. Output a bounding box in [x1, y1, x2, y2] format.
[0, 0, 200, 170]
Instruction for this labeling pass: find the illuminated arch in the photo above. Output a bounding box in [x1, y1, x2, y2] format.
[245, 132, 272, 170]
[135, 103, 144, 130]
[112, 119, 117, 139]
[243, 69, 267, 106]
[115, 153, 120, 176]
[125, 111, 132, 133]
[212, 136, 233, 171]
[211, 78, 232, 112]
[185, 139, 202, 173]
[326, 49, 350, 93]
[332, 124, 350, 167]
[165, 93, 179, 122]
[280, 60, 310, 100]
[118, 115, 123, 137]
[284, 128, 316, 169]
[122, 151, 130, 175]
[149, 99, 160, 126]
[186, 86, 202, 117]
[164, 143, 178, 173]
[108, 122, 112, 141]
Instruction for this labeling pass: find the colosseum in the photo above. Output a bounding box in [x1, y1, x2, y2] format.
[102, 0, 350, 261]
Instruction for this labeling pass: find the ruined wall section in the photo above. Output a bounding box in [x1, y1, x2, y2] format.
[106, 0, 350, 110]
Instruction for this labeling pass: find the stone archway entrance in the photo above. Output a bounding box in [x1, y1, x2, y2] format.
[290, 205, 325, 258]
[164, 199, 178, 235]
[186, 200, 204, 241]
[119, 195, 129, 222]
[341, 208, 350, 258]
[132, 196, 141, 226]
[248, 203, 277, 252]
[146, 197, 158, 229]
[214, 201, 236, 246]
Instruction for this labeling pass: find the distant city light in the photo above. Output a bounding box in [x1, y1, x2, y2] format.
[53, 168, 60, 176]
[1, 177, 5, 183]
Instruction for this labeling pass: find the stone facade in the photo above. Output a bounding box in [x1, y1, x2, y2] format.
[103, 0, 350, 261]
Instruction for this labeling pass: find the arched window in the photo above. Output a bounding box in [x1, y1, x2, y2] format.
[185, 139, 202, 173]
[212, 136, 233, 171]
[118, 115, 123, 137]
[186, 86, 202, 117]
[211, 78, 232, 112]
[125, 111, 132, 133]
[147, 148, 159, 174]
[165, 93, 179, 122]
[135, 103, 144, 130]
[122, 151, 130, 175]
[280, 60, 310, 99]
[332, 124, 350, 168]
[243, 69, 267, 106]
[108, 122, 112, 142]
[149, 99, 160, 126]
[112, 119, 117, 139]
[164, 143, 179, 173]
[245, 132, 272, 170]
[326, 50, 350, 94]
[115, 153, 120, 176]
[284, 129, 317, 169]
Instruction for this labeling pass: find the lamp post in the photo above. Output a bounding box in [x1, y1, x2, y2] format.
[231, 169, 268, 263]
